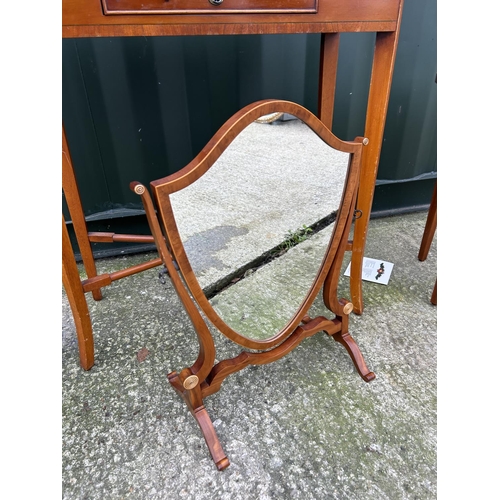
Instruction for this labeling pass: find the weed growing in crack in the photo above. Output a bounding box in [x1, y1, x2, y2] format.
[279, 225, 313, 252]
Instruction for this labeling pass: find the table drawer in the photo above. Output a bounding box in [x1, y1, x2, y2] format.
[101, 0, 318, 15]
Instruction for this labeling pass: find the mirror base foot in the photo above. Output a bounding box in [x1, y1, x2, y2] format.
[329, 330, 376, 383]
[166, 314, 374, 469]
[168, 371, 230, 471]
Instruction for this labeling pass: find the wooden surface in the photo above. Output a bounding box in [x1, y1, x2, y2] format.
[102, 0, 318, 16]
[419, 183, 437, 305]
[418, 183, 437, 262]
[63, 0, 401, 37]
[349, 24, 404, 314]
[62, 215, 94, 370]
[317, 32, 340, 130]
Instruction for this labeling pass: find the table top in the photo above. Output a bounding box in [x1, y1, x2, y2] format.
[63, 0, 403, 38]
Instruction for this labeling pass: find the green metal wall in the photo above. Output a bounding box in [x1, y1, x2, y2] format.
[63, 0, 436, 258]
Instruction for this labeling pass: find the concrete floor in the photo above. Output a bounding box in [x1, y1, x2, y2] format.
[62, 210, 437, 500]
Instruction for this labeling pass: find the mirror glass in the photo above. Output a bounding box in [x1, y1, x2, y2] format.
[169, 112, 349, 341]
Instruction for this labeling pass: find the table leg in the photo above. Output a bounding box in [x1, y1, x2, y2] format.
[418, 183, 437, 262]
[418, 183, 437, 306]
[62, 215, 95, 370]
[351, 28, 402, 315]
[317, 32, 340, 130]
[430, 280, 437, 306]
[62, 126, 102, 301]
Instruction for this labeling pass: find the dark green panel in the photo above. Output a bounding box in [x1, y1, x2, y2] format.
[149, 37, 194, 174]
[378, 0, 437, 180]
[63, 0, 437, 258]
[332, 32, 375, 142]
[62, 40, 109, 218]
[77, 37, 162, 208]
[372, 179, 436, 216]
[62, 33, 324, 220]
[204, 36, 241, 132]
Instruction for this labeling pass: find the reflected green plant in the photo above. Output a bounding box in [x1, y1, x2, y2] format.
[281, 224, 313, 251]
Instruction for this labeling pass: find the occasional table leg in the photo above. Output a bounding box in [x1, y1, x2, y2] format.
[430, 280, 437, 306]
[62, 215, 95, 370]
[418, 183, 437, 305]
[62, 126, 102, 302]
[418, 183, 437, 262]
[317, 32, 340, 131]
[351, 28, 403, 315]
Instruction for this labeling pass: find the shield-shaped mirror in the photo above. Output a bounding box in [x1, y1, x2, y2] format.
[142, 100, 365, 350]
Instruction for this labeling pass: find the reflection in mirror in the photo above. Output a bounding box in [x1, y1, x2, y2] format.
[169, 114, 350, 340]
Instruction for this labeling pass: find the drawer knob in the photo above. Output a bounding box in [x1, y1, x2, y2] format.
[209, 0, 224, 5]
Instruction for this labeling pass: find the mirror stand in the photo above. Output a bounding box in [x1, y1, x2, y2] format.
[132, 100, 375, 470]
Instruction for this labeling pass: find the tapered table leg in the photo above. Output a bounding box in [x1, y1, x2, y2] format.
[317, 32, 340, 131]
[62, 215, 94, 370]
[430, 280, 437, 306]
[418, 184, 437, 262]
[62, 126, 102, 301]
[351, 27, 403, 315]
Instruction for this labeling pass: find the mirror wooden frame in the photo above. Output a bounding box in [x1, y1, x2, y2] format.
[131, 100, 375, 470]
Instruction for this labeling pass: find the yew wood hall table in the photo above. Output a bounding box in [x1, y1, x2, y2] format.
[62, 0, 405, 471]
[62, 0, 404, 373]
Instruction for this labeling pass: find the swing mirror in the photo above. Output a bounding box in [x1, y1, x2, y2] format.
[168, 110, 350, 342]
